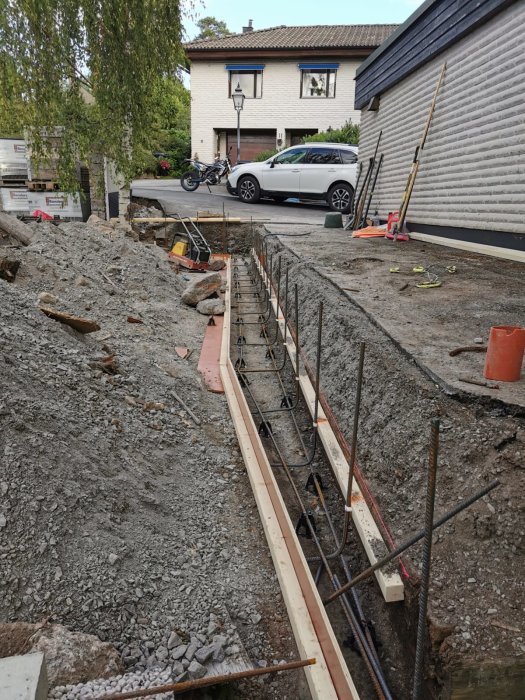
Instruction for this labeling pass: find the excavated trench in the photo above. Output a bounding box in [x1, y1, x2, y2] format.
[255, 230, 524, 699]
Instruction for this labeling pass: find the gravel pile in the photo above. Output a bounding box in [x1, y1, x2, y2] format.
[0, 219, 302, 698]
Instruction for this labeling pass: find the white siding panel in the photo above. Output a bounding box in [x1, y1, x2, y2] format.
[358, 1, 525, 235]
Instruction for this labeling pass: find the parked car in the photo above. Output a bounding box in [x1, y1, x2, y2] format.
[226, 143, 358, 214]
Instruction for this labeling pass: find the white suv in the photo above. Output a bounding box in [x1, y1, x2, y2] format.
[226, 143, 358, 214]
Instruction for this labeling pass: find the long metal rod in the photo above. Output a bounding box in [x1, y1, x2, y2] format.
[95, 658, 316, 700]
[412, 418, 440, 700]
[313, 301, 323, 426]
[324, 478, 500, 605]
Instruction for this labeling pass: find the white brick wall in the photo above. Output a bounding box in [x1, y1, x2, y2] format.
[358, 1, 525, 236]
[190, 59, 363, 161]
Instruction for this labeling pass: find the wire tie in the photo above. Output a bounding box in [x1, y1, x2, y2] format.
[344, 505, 353, 513]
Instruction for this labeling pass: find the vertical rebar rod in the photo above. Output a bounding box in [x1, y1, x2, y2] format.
[313, 301, 323, 426]
[276, 256, 282, 320]
[284, 264, 289, 344]
[346, 341, 366, 508]
[295, 284, 300, 386]
[412, 418, 440, 700]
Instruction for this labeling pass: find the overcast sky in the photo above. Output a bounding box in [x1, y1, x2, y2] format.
[183, 0, 426, 40]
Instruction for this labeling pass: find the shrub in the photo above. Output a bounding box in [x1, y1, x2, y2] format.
[254, 148, 278, 162]
[303, 120, 359, 145]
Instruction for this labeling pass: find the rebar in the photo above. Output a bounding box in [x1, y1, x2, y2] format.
[324, 478, 500, 605]
[412, 418, 440, 700]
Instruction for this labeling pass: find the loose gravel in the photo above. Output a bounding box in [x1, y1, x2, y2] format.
[0, 218, 303, 699]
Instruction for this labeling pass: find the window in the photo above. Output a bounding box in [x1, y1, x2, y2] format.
[305, 147, 341, 164]
[273, 148, 307, 165]
[228, 71, 262, 98]
[339, 149, 358, 164]
[301, 70, 336, 98]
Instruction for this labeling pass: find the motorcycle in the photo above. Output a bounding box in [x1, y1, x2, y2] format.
[180, 150, 232, 192]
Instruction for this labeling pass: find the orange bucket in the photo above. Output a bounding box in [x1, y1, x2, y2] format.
[484, 326, 525, 382]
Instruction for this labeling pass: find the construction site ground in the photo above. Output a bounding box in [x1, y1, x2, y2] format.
[262, 224, 524, 696]
[1, 210, 524, 699]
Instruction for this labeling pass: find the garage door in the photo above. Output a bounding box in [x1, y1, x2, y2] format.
[227, 131, 276, 162]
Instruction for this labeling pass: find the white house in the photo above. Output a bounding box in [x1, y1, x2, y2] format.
[185, 23, 397, 163]
[354, 0, 525, 254]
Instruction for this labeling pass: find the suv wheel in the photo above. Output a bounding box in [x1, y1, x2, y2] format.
[327, 183, 353, 214]
[238, 176, 261, 204]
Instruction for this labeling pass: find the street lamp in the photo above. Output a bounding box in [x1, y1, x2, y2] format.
[232, 82, 245, 164]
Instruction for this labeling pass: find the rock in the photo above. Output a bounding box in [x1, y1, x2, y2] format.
[171, 644, 187, 660]
[194, 644, 214, 664]
[74, 276, 90, 287]
[0, 514, 6, 528]
[196, 299, 225, 316]
[181, 273, 222, 307]
[107, 553, 119, 566]
[187, 660, 206, 680]
[185, 642, 198, 662]
[28, 624, 123, 686]
[208, 259, 226, 272]
[38, 292, 58, 305]
[156, 646, 169, 661]
[167, 631, 182, 649]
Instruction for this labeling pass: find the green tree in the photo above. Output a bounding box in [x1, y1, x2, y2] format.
[0, 0, 185, 190]
[195, 16, 231, 40]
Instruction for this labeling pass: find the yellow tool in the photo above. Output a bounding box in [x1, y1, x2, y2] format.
[171, 240, 188, 256]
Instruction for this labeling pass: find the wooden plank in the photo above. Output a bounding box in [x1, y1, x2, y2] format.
[255, 253, 404, 603]
[197, 316, 225, 393]
[39, 306, 100, 334]
[220, 259, 359, 700]
[408, 231, 525, 263]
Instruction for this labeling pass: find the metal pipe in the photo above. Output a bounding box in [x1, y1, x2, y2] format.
[412, 418, 440, 700]
[324, 479, 500, 605]
[95, 658, 316, 700]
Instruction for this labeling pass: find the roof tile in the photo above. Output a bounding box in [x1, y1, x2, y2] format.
[185, 24, 398, 52]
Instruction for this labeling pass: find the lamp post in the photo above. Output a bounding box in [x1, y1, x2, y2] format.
[232, 82, 245, 164]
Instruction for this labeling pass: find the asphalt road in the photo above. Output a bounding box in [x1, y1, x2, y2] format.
[130, 179, 332, 224]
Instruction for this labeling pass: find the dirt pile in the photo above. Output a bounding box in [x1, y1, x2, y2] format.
[264, 232, 524, 673]
[0, 218, 301, 698]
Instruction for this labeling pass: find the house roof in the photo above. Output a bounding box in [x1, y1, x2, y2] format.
[185, 24, 398, 54]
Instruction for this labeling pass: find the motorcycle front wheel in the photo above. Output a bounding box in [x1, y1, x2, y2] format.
[180, 171, 200, 192]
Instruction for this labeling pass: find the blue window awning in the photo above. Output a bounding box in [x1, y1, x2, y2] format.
[298, 63, 339, 70]
[225, 64, 265, 71]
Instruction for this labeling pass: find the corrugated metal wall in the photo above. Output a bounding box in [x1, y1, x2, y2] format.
[358, 0, 525, 235]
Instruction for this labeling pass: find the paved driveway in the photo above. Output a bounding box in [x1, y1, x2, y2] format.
[130, 179, 331, 224]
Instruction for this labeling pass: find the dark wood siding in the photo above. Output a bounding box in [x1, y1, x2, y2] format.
[355, 0, 518, 109]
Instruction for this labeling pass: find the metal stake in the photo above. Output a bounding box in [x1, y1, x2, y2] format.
[412, 418, 440, 700]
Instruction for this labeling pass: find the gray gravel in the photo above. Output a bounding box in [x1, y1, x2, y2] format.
[0, 219, 302, 698]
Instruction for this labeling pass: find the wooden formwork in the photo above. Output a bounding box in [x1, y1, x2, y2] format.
[220, 259, 360, 700]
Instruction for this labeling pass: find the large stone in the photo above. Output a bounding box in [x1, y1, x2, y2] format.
[196, 298, 225, 316]
[181, 273, 222, 307]
[208, 259, 226, 272]
[28, 624, 122, 687]
[187, 660, 206, 680]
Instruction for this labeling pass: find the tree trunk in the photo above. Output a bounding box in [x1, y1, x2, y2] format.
[0, 212, 34, 246]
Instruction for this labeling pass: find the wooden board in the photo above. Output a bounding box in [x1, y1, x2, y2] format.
[198, 317, 225, 393]
[39, 306, 100, 334]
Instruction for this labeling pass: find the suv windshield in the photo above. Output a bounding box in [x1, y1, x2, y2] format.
[273, 148, 307, 165]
